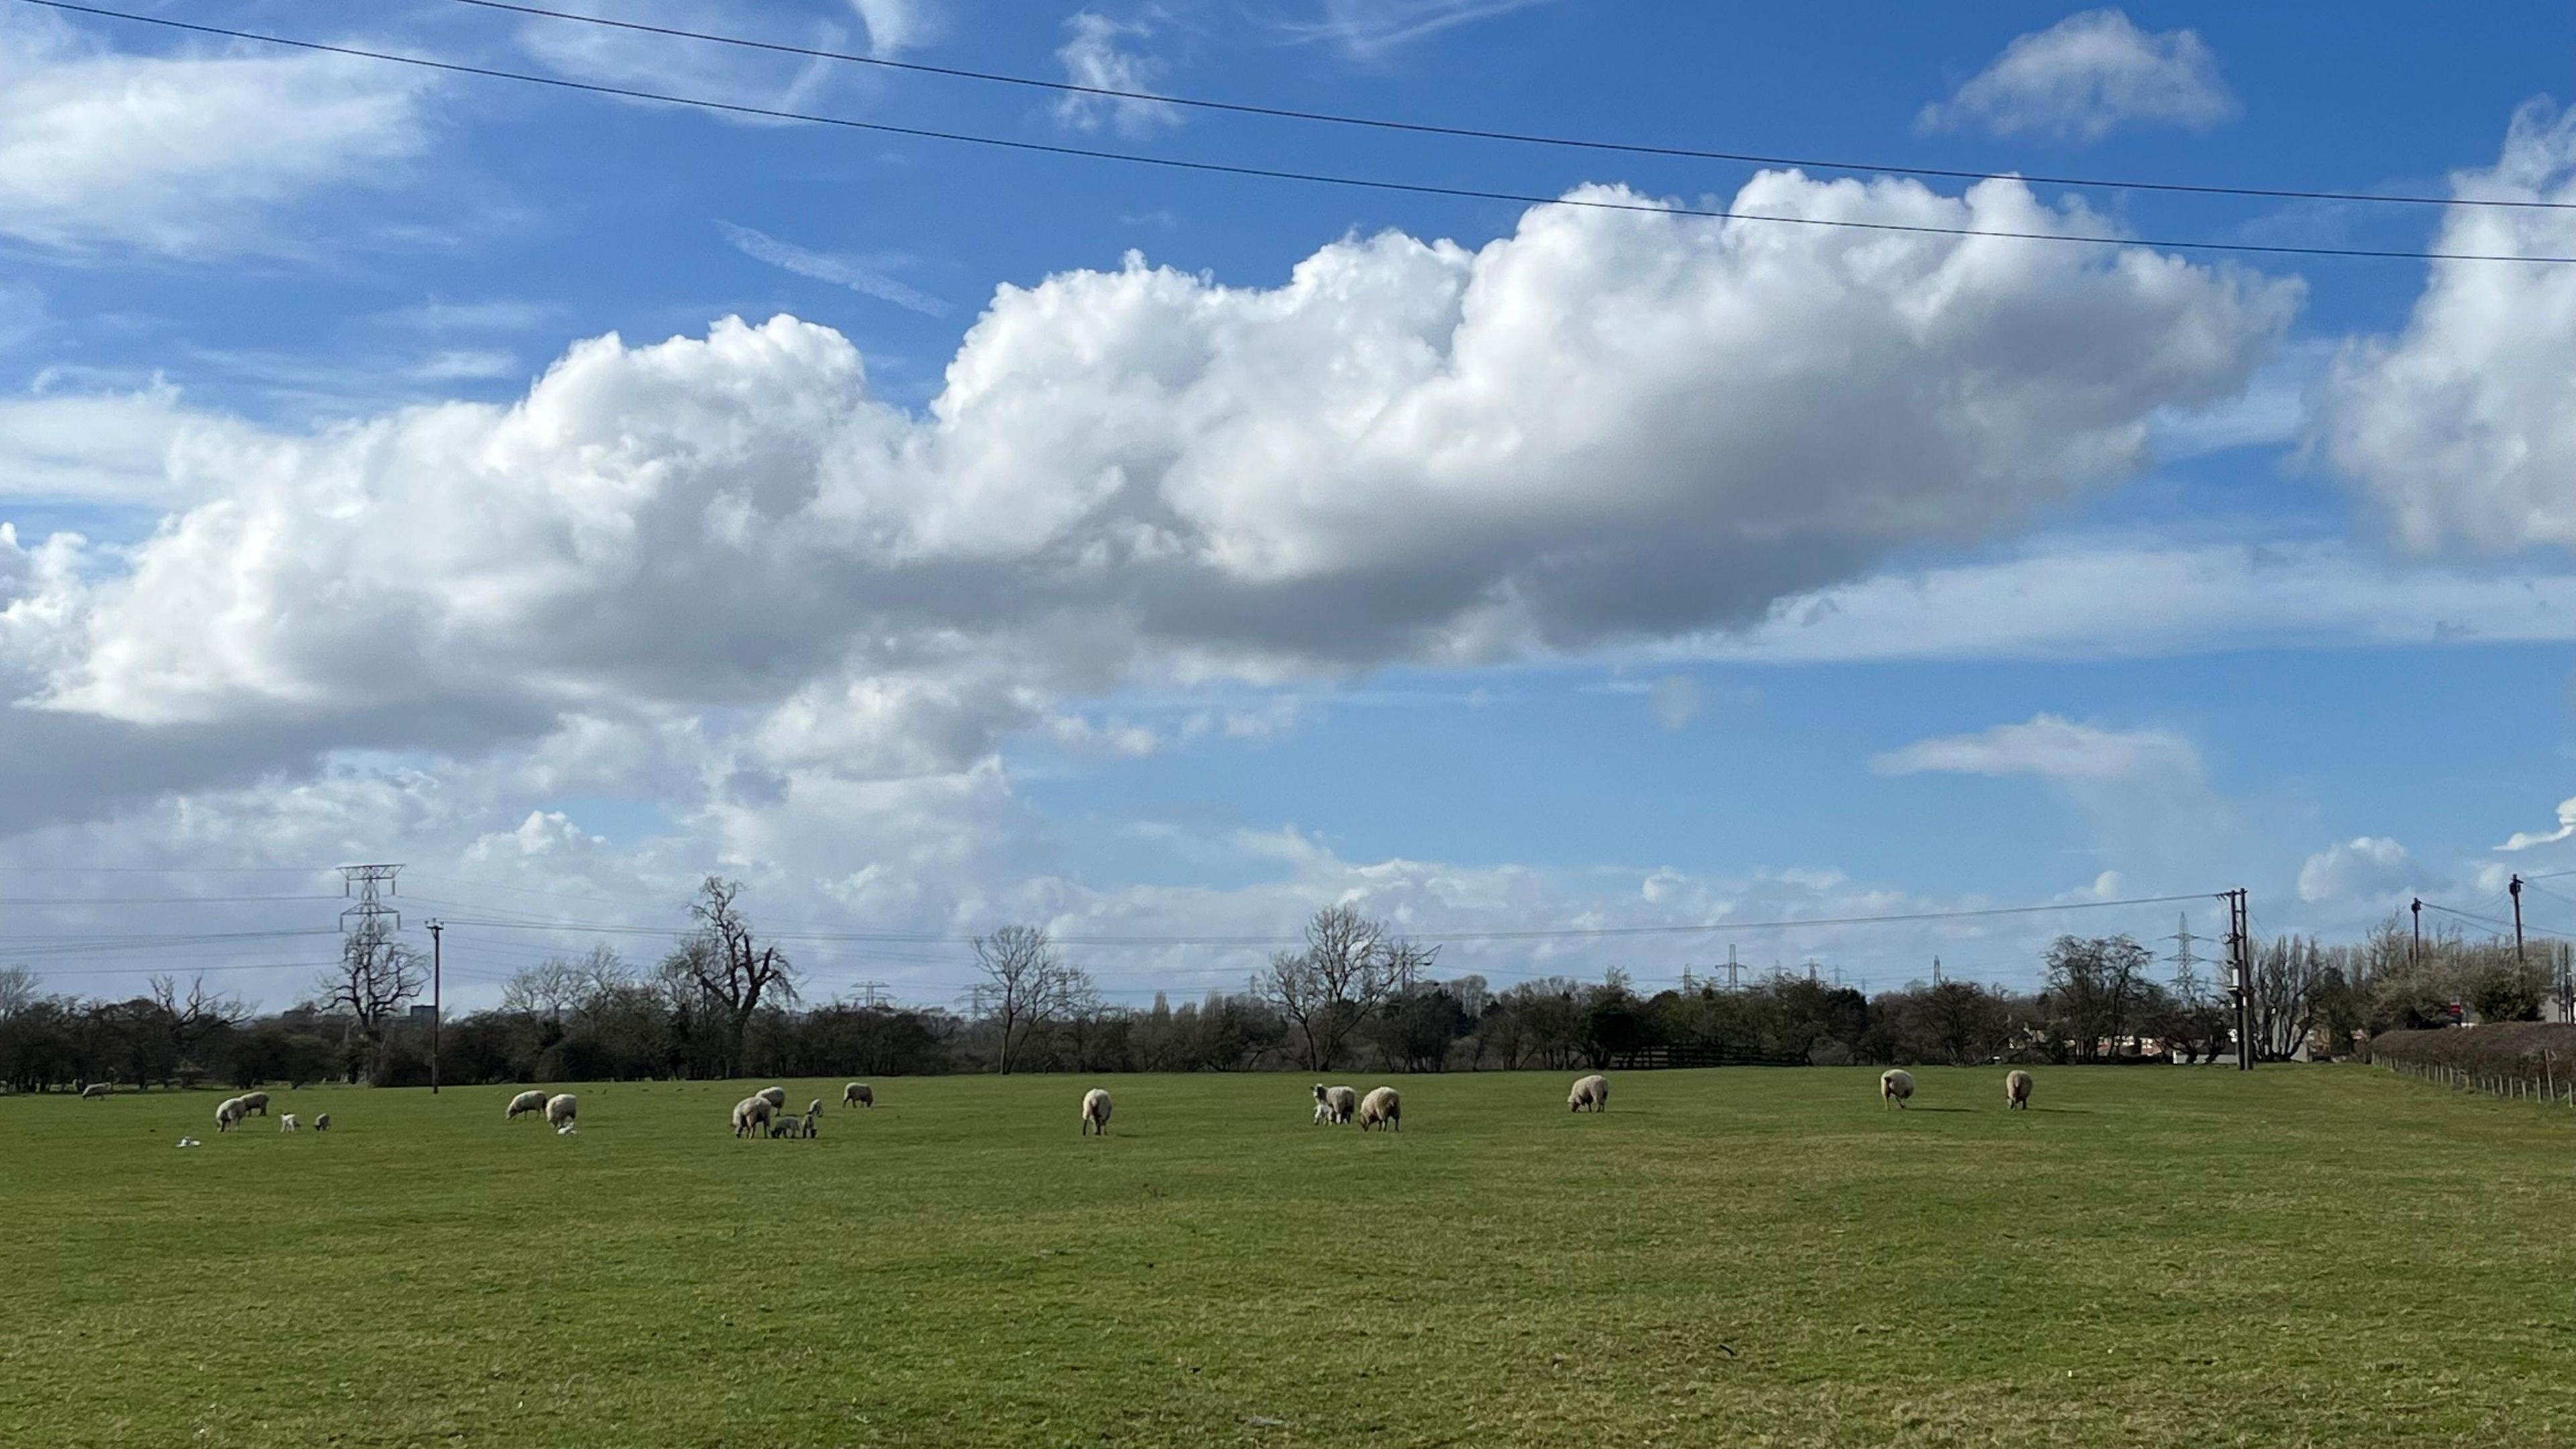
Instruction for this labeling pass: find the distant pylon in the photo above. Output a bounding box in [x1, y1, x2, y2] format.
[339, 863, 402, 936]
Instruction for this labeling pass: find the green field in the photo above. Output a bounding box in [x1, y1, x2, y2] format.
[6, 1067, 2573, 1448]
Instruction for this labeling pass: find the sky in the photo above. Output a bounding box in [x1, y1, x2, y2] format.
[3, 0, 2576, 1011]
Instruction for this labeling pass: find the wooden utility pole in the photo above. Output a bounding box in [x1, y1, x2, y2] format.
[2227, 888, 2254, 1071]
[2511, 875, 2526, 968]
[2410, 897, 2421, 968]
[426, 919, 443, 1095]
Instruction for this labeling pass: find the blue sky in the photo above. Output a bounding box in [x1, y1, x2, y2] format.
[3, 0, 2576, 1007]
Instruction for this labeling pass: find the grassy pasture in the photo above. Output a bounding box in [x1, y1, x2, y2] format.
[5, 1067, 2575, 1448]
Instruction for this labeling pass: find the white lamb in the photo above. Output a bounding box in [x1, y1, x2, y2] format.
[279, 1114, 301, 1133]
[1881, 1069, 1915, 1109]
[545, 1093, 577, 1130]
[506, 1089, 549, 1121]
[1081, 1088, 1113, 1136]
[80, 1082, 110, 1099]
[843, 1083, 873, 1108]
[314, 1113, 333, 1132]
[1312, 1083, 1356, 1125]
[1568, 1074, 1609, 1114]
[1358, 1086, 1401, 1132]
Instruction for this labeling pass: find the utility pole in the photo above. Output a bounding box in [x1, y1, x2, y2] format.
[2512, 875, 2527, 968]
[338, 863, 402, 936]
[425, 919, 443, 1095]
[2410, 898, 2421, 968]
[2166, 912, 2200, 1002]
[853, 980, 890, 1008]
[1724, 945, 1742, 993]
[1932, 957, 1943, 984]
[2226, 888, 2253, 1071]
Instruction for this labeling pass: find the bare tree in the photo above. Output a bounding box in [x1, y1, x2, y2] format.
[0, 965, 36, 1017]
[500, 958, 587, 1022]
[148, 973, 249, 1073]
[970, 925, 1091, 1073]
[314, 922, 427, 1079]
[1258, 906, 1432, 1071]
[663, 877, 798, 1079]
[2249, 936, 2327, 1059]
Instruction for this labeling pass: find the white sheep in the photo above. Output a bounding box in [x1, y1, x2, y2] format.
[239, 1091, 271, 1118]
[545, 1093, 578, 1130]
[1881, 1069, 1915, 1109]
[843, 1082, 873, 1108]
[80, 1082, 110, 1099]
[1312, 1083, 1356, 1125]
[801, 1110, 820, 1139]
[805, 1099, 822, 1118]
[314, 1113, 333, 1132]
[279, 1114, 301, 1133]
[732, 1096, 773, 1138]
[2005, 1069, 2033, 1111]
[1568, 1074, 1609, 1114]
[506, 1089, 549, 1121]
[1081, 1088, 1112, 1136]
[1358, 1085, 1401, 1132]
[215, 1096, 246, 1132]
[755, 1087, 788, 1110]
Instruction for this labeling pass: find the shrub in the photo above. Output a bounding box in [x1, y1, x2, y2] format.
[2367, 1023, 2576, 1085]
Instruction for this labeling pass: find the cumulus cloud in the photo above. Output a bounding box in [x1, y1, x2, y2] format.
[2316, 103, 2576, 555]
[0, 8, 433, 253]
[2297, 836, 2430, 904]
[1919, 9, 2239, 142]
[2499, 796, 2576, 852]
[1054, 12, 1182, 136]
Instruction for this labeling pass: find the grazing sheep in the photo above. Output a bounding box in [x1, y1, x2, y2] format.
[279, 1114, 301, 1133]
[80, 1082, 110, 1099]
[545, 1093, 577, 1130]
[755, 1087, 788, 1110]
[2005, 1069, 2033, 1111]
[1568, 1073, 1610, 1114]
[1881, 1069, 1915, 1109]
[805, 1099, 822, 1118]
[843, 1082, 873, 1108]
[801, 1110, 819, 1140]
[768, 1114, 798, 1139]
[239, 1091, 272, 1118]
[314, 1113, 332, 1132]
[1081, 1088, 1113, 1136]
[1358, 1086, 1401, 1132]
[732, 1096, 773, 1138]
[1312, 1083, 1356, 1125]
[215, 1096, 246, 1132]
[506, 1089, 549, 1121]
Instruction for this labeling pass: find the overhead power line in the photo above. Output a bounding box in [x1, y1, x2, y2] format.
[0, 894, 337, 906]
[450, 0, 2572, 215]
[26, 1, 2576, 266]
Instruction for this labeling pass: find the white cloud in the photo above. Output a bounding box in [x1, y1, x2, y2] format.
[515, 0, 840, 121]
[1054, 12, 1183, 136]
[847, 0, 934, 56]
[718, 222, 951, 317]
[2315, 102, 2576, 555]
[1647, 674, 1699, 730]
[2298, 836, 2429, 904]
[2499, 797, 2576, 852]
[0, 8, 433, 253]
[0, 379, 254, 507]
[1919, 9, 2239, 142]
[1873, 715, 2199, 784]
[1285, 0, 1558, 59]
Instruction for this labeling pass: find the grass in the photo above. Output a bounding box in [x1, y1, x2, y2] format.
[6, 1066, 2576, 1448]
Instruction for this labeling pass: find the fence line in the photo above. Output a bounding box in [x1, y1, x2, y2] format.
[2381, 1053, 2576, 1108]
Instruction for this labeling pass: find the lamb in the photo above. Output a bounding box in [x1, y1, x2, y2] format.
[1568, 1073, 1609, 1114]
[1358, 1085, 1401, 1132]
[545, 1093, 578, 1130]
[279, 1114, 301, 1133]
[2005, 1069, 2033, 1111]
[215, 1096, 247, 1132]
[732, 1096, 773, 1138]
[1081, 1088, 1112, 1136]
[754, 1087, 788, 1110]
[805, 1099, 822, 1118]
[239, 1091, 272, 1118]
[1881, 1069, 1915, 1109]
[80, 1083, 110, 1099]
[843, 1082, 873, 1108]
[801, 1110, 819, 1139]
[313, 1113, 332, 1132]
[1312, 1083, 1356, 1125]
[506, 1089, 549, 1121]
[768, 1114, 800, 1139]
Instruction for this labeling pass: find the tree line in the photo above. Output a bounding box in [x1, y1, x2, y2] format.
[4, 885, 2560, 1091]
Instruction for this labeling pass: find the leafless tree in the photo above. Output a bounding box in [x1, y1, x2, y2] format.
[314, 921, 427, 1077]
[663, 877, 798, 1079]
[970, 925, 1091, 1073]
[148, 973, 249, 1067]
[2250, 936, 2327, 1059]
[501, 958, 587, 1022]
[0, 965, 36, 1017]
[1257, 905, 1433, 1071]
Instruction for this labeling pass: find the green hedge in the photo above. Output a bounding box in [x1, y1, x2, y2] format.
[2367, 1023, 2576, 1084]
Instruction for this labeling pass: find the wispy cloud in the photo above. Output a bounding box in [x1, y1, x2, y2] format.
[1281, 0, 1558, 60]
[717, 222, 949, 317]
[1918, 8, 2238, 143]
[1055, 12, 1183, 136]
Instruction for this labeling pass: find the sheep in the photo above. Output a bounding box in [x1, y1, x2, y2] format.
[768, 1114, 800, 1139]
[843, 1082, 873, 1109]
[1081, 1088, 1113, 1136]
[732, 1096, 773, 1138]
[1881, 1069, 1915, 1109]
[506, 1089, 549, 1121]
[755, 1087, 788, 1110]
[215, 1096, 247, 1132]
[1568, 1073, 1609, 1114]
[801, 1110, 820, 1140]
[1313, 1083, 1356, 1125]
[239, 1091, 272, 1118]
[545, 1093, 577, 1130]
[80, 1083, 110, 1099]
[1358, 1085, 1401, 1132]
[2005, 1069, 2033, 1111]
[313, 1113, 332, 1132]
[805, 1099, 822, 1118]
[279, 1114, 301, 1133]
